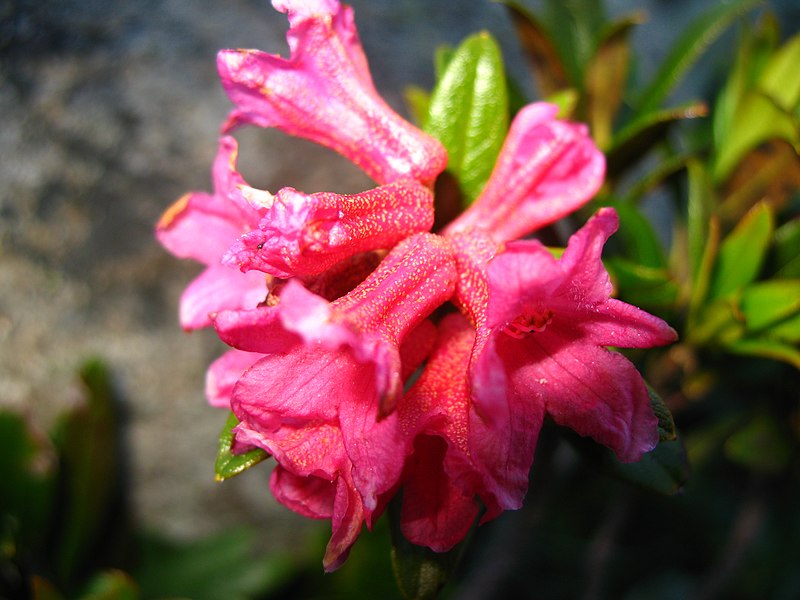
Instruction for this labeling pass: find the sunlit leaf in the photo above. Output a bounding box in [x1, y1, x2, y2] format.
[725, 337, 800, 369]
[740, 279, 800, 331]
[215, 412, 268, 482]
[708, 202, 774, 300]
[498, 0, 572, 96]
[425, 31, 509, 203]
[635, 0, 765, 113]
[759, 31, 800, 112]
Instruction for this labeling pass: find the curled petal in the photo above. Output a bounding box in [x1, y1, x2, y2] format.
[445, 102, 605, 242]
[217, 1, 446, 186]
[223, 182, 434, 278]
[180, 266, 267, 330]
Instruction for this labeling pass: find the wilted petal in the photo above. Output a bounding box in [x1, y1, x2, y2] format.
[217, 0, 446, 186]
[445, 102, 605, 242]
[223, 181, 434, 278]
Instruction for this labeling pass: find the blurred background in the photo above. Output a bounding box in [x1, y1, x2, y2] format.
[1, 0, 798, 598]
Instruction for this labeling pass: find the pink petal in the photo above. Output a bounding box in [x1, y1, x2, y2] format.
[400, 435, 479, 552]
[223, 182, 434, 278]
[212, 304, 301, 355]
[270, 465, 335, 520]
[324, 470, 365, 572]
[445, 102, 605, 242]
[179, 266, 268, 330]
[494, 330, 659, 462]
[205, 348, 264, 409]
[217, 1, 446, 186]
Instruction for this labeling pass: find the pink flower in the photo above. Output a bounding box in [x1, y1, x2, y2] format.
[445, 103, 605, 243]
[213, 233, 457, 569]
[217, 0, 446, 186]
[463, 208, 677, 510]
[155, 136, 268, 329]
[222, 181, 434, 278]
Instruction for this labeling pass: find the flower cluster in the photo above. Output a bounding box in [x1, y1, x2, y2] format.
[157, 0, 677, 571]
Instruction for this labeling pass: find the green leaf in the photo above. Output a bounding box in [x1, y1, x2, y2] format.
[498, 0, 572, 96]
[540, 0, 606, 88]
[724, 412, 792, 474]
[606, 257, 679, 309]
[725, 337, 800, 369]
[609, 201, 666, 268]
[606, 102, 707, 180]
[80, 570, 140, 600]
[403, 86, 430, 127]
[649, 385, 677, 442]
[635, 0, 765, 113]
[0, 411, 56, 555]
[773, 218, 800, 278]
[686, 159, 716, 282]
[50, 359, 124, 586]
[708, 202, 774, 300]
[605, 439, 689, 495]
[425, 32, 509, 203]
[215, 412, 268, 482]
[585, 13, 644, 149]
[739, 279, 800, 331]
[759, 31, 800, 112]
[388, 495, 467, 600]
[133, 529, 294, 600]
[622, 151, 694, 206]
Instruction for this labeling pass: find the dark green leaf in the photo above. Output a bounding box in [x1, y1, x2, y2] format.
[498, 0, 572, 96]
[621, 151, 694, 206]
[133, 529, 293, 600]
[607, 102, 707, 179]
[388, 495, 467, 600]
[0, 411, 56, 555]
[606, 438, 689, 495]
[541, 0, 606, 87]
[606, 257, 679, 309]
[649, 385, 677, 443]
[609, 201, 666, 268]
[708, 202, 774, 300]
[50, 359, 124, 586]
[425, 32, 508, 203]
[724, 412, 792, 474]
[215, 412, 268, 482]
[773, 217, 800, 278]
[635, 0, 765, 113]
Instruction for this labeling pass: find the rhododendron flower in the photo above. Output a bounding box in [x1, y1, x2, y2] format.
[465, 208, 678, 510]
[213, 233, 457, 569]
[445, 102, 605, 243]
[223, 180, 434, 278]
[217, 0, 446, 186]
[156, 136, 267, 329]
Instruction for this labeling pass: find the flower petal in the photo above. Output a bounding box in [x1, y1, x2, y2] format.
[217, 0, 446, 186]
[205, 348, 264, 409]
[445, 102, 605, 242]
[179, 266, 267, 330]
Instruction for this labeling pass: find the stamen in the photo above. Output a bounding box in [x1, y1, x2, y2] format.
[503, 309, 554, 338]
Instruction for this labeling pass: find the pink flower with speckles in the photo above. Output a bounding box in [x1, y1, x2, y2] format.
[157, 0, 680, 573]
[217, 0, 446, 186]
